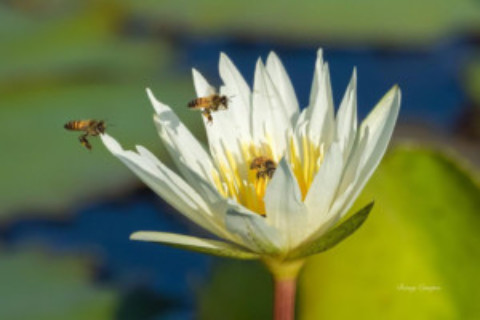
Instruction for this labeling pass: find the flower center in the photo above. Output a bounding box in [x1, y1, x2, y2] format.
[211, 136, 324, 216]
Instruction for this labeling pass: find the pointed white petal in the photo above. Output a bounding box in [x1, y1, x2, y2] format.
[192, 68, 215, 97]
[190, 70, 248, 179]
[336, 68, 358, 158]
[341, 86, 401, 216]
[264, 158, 307, 249]
[304, 143, 344, 226]
[225, 201, 283, 254]
[266, 51, 299, 123]
[306, 51, 335, 147]
[218, 53, 251, 139]
[146, 88, 218, 193]
[135, 145, 223, 208]
[308, 49, 324, 106]
[219, 52, 251, 115]
[101, 134, 228, 237]
[130, 231, 259, 259]
[358, 86, 401, 171]
[332, 86, 401, 220]
[252, 59, 290, 159]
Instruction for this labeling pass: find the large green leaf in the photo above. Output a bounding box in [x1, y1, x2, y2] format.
[0, 2, 171, 90]
[0, 249, 118, 320]
[197, 146, 480, 319]
[5, 0, 480, 45]
[122, 0, 480, 44]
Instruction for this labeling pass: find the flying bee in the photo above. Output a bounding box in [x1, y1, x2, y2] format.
[188, 91, 229, 123]
[250, 156, 277, 179]
[64, 120, 106, 150]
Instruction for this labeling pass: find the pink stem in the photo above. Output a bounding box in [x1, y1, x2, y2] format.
[273, 277, 297, 320]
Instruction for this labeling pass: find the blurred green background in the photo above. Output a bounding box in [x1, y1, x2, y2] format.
[1, 0, 480, 319]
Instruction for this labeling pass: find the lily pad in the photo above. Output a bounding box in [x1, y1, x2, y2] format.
[197, 146, 480, 319]
[122, 0, 480, 44]
[0, 2, 171, 90]
[0, 249, 118, 320]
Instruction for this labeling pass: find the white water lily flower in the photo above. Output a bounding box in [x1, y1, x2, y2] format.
[101, 49, 400, 262]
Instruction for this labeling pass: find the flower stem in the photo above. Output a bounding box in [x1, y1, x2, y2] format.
[273, 277, 297, 320]
[263, 259, 305, 320]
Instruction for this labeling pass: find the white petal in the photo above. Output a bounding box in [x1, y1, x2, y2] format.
[219, 52, 251, 113]
[304, 143, 344, 226]
[101, 134, 227, 237]
[192, 68, 215, 97]
[218, 53, 251, 136]
[333, 86, 401, 219]
[308, 49, 324, 106]
[335, 127, 370, 197]
[336, 68, 358, 159]
[147, 88, 218, 193]
[190, 70, 247, 177]
[266, 51, 299, 123]
[359, 86, 401, 171]
[135, 145, 223, 207]
[306, 50, 335, 147]
[225, 201, 283, 254]
[264, 158, 307, 249]
[252, 59, 290, 159]
[130, 231, 259, 259]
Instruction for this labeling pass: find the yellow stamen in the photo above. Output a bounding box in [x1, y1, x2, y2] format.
[211, 136, 324, 216]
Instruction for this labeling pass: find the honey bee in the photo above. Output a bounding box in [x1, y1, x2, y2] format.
[250, 156, 277, 179]
[64, 120, 106, 150]
[188, 93, 228, 123]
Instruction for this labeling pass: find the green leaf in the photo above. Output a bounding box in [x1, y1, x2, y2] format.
[288, 202, 374, 260]
[123, 0, 480, 45]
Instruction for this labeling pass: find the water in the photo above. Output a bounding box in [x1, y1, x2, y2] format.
[2, 188, 212, 318]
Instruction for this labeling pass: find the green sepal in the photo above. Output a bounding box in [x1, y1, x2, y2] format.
[287, 202, 374, 259]
[130, 231, 260, 260]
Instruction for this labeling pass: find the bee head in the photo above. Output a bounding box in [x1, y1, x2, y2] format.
[219, 95, 229, 108]
[97, 121, 106, 133]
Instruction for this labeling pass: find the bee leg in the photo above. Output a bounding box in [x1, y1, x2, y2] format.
[79, 134, 92, 150]
[202, 110, 213, 124]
